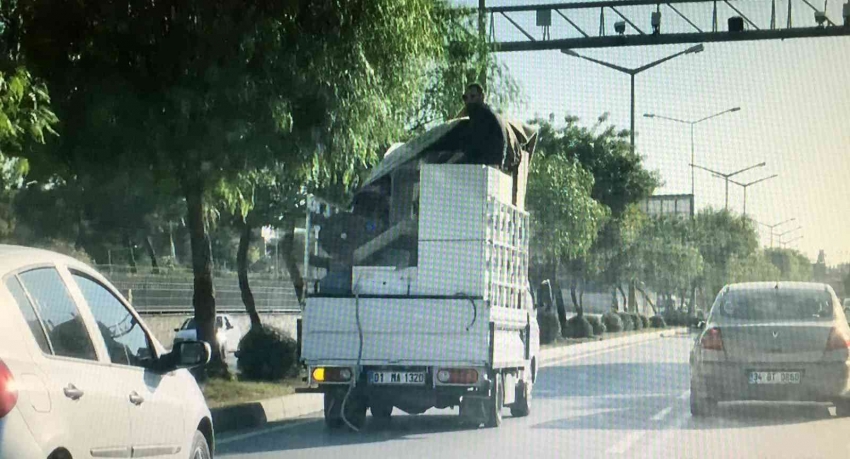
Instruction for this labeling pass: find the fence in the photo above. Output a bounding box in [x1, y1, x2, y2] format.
[98, 265, 301, 313]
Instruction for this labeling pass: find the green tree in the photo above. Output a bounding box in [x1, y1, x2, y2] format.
[526, 141, 608, 329]
[530, 114, 659, 314]
[692, 209, 760, 307]
[634, 216, 704, 311]
[17, 0, 463, 373]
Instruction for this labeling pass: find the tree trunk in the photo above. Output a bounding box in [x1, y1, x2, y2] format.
[124, 234, 137, 274]
[688, 284, 697, 316]
[237, 216, 261, 329]
[184, 181, 223, 377]
[635, 284, 657, 315]
[611, 288, 619, 311]
[280, 217, 306, 304]
[144, 236, 159, 274]
[569, 277, 581, 318]
[617, 285, 628, 312]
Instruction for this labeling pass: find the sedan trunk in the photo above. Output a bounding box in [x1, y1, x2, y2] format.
[720, 322, 833, 363]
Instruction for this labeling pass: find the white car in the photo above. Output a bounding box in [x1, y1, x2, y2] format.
[174, 314, 241, 354]
[0, 245, 214, 459]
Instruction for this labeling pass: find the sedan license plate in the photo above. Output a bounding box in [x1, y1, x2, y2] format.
[748, 371, 802, 385]
[369, 371, 426, 385]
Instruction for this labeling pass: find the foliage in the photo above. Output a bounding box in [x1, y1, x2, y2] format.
[602, 311, 624, 332]
[586, 314, 606, 336]
[650, 315, 667, 328]
[537, 309, 562, 345]
[726, 251, 782, 284]
[639, 314, 650, 329]
[236, 325, 298, 381]
[763, 248, 813, 281]
[635, 217, 704, 301]
[564, 315, 594, 339]
[527, 152, 607, 265]
[618, 312, 634, 331]
[631, 312, 644, 330]
[533, 114, 660, 217]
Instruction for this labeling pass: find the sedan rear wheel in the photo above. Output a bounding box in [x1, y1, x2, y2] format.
[690, 391, 716, 417]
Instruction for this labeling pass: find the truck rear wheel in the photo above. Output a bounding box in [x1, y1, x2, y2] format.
[484, 373, 504, 428]
[371, 402, 393, 421]
[510, 379, 531, 417]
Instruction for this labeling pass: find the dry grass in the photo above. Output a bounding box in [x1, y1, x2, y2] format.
[201, 378, 302, 408]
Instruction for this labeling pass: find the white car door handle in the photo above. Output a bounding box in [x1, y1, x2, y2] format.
[129, 391, 145, 406]
[63, 384, 84, 400]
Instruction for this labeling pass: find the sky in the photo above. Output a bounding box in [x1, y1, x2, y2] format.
[459, 0, 850, 265]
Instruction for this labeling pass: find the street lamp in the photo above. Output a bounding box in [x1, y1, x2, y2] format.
[690, 162, 767, 210]
[780, 234, 804, 248]
[728, 174, 778, 216]
[757, 217, 795, 248]
[643, 107, 741, 197]
[561, 44, 704, 153]
[775, 226, 803, 247]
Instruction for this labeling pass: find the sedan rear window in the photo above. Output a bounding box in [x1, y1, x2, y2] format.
[715, 289, 834, 322]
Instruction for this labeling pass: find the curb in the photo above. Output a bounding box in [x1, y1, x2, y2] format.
[211, 327, 688, 433]
[211, 393, 323, 433]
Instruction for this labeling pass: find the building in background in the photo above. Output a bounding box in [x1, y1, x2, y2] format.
[638, 194, 695, 219]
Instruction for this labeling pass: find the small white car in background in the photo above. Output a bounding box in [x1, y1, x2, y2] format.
[174, 314, 241, 355]
[0, 245, 214, 459]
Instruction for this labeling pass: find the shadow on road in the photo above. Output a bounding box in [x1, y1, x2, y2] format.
[217, 413, 480, 455]
[535, 362, 690, 399]
[533, 362, 835, 431]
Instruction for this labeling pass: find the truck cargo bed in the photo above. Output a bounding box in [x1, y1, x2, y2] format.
[301, 296, 529, 368]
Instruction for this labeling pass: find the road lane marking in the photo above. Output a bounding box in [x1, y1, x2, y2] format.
[607, 431, 646, 455]
[651, 406, 673, 421]
[217, 418, 319, 446]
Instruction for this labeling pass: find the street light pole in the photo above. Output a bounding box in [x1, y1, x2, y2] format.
[775, 226, 803, 247]
[631, 74, 636, 152]
[644, 107, 740, 198]
[757, 218, 795, 248]
[690, 161, 767, 211]
[562, 44, 704, 154]
[728, 174, 778, 216]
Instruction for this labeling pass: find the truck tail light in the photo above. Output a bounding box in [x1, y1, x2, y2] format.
[826, 327, 850, 351]
[436, 368, 479, 385]
[312, 367, 352, 383]
[700, 327, 724, 351]
[0, 359, 17, 418]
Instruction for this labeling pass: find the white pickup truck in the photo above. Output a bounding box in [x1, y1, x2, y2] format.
[298, 117, 540, 430]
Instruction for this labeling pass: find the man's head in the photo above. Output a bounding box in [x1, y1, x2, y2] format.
[462, 83, 485, 106]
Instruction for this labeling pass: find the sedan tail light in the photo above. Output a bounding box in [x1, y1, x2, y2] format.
[825, 327, 850, 351]
[0, 359, 17, 418]
[700, 327, 724, 351]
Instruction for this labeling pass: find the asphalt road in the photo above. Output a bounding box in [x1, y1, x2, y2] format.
[217, 332, 850, 458]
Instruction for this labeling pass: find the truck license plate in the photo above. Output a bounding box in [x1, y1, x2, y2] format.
[748, 371, 802, 385]
[369, 371, 426, 385]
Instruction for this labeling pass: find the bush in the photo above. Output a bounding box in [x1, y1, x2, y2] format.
[236, 325, 299, 381]
[618, 312, 634, 331]
[585, 315, 606, 336]
[650, 315, 667, 328]
[564, 315, 594, 338]
[664, 309, 687, 326]
[538, 310, 561, 345]
[639, 314, 650, 328]
[631, 313, 644, 330]
[602, 311, 623, 332]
